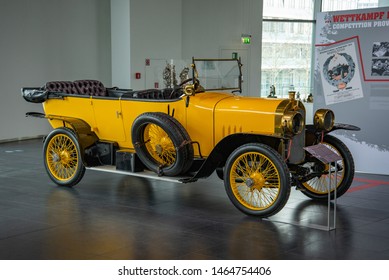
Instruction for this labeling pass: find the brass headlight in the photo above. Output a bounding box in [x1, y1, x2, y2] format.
[314, 109, 335, 131]
[282, 111, 304, 135]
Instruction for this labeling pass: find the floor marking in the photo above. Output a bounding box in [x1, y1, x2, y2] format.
[348, 177, 389, 193]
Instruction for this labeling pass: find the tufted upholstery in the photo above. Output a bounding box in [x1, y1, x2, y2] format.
[45, 81, 78, 94]
[74, 80, 107, 96]
[127, 88, 183, 100]
[132, 89, 164, 99]
[44, 79, 180, 100]
[163, 88, 183, 99]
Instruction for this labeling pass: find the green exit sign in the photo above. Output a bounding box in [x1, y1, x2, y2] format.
[242, 37, 251, 45]
[241, 34, 251, 44]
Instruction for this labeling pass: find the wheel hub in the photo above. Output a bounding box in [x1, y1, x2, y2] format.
[245, 178, 255, 188]
[245, 172, 266, 191]
[55, 150, 70, 165]
[155, 137, 172, 156]
[51, 149, 71, 165]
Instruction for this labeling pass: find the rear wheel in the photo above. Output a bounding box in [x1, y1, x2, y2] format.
[300, 135, 354, 200]
[43, 128, 85, 187]
[224, 143, 291, 217]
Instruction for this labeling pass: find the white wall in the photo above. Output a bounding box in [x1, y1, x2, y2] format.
[0, 0, 111, 141]
[127, 0, 262, 94]
[181, 0, 262, 96]
[130, 0, 182, 90]
[1, 0, 262, 141]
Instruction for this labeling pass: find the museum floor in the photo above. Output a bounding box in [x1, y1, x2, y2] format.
[1, 138, 389, 260]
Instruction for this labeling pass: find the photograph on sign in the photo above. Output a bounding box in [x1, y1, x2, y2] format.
[318, 40, 364, 105]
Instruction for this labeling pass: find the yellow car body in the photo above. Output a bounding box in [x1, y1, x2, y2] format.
[42, 91, 299, 157]
[22, 58, 359, 217]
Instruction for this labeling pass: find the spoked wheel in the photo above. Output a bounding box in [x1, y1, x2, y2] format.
[43, 127, 85, 187]
[132, 112, 193, 176]
[144, 123, 175, 164]
[224, 143, 291, 217]
[300, 135, 355, 200]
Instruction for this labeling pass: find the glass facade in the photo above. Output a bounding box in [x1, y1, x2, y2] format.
[260, 0, 379, 99]
[322, 0, 380, 11]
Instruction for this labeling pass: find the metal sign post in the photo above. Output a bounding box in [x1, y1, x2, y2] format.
[265, 143, 342, 231]
[304, 143, 342, 231]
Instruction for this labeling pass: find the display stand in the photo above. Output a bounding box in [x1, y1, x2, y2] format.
[303, 143, 342, 231]
[266, 143, 342, 231]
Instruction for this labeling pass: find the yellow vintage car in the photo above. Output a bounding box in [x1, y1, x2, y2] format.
[22, 58, 359, 217]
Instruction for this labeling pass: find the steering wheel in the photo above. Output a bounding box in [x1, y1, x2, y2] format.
[177, 77, 201, 96]
[178, 77, 199, 87]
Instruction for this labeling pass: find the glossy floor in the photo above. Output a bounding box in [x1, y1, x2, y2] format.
[0, 139, 389, 260]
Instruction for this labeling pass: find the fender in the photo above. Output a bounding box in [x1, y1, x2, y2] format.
[181, 132, 285, 183]
[305, 123, 360, 146]
[26, 112, 99, 163]
[306, 123, 360, 133]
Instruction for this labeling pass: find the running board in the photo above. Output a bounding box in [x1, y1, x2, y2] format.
[86, 165, 193, 183]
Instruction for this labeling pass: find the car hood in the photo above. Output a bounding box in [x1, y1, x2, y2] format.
[213, 94, 292, 136]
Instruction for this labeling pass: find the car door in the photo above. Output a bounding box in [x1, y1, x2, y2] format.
[91, 97, 126, 142]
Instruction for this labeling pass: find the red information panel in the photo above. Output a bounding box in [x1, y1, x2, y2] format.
[304, 143, 342, 164]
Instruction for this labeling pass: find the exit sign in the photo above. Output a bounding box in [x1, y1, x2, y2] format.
[241, 34, 251, 44]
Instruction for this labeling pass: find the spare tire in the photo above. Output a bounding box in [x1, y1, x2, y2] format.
[131, 112, 193, 176]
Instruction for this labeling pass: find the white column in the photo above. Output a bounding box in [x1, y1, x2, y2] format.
[111, 0, 131, 88]
[248, 0, 263, 97]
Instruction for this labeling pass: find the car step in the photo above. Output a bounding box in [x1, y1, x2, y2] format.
[86, 165, 192, 183]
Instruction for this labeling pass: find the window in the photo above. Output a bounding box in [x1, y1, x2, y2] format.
[260, 0, 380, 99]
[322, 0, 379, 11]
[261, 0, 315, 99]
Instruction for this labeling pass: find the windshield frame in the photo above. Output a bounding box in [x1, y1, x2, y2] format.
[192, 58, 243, 93]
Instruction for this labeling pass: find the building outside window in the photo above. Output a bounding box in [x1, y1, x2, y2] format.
[261, 0, 379, 99]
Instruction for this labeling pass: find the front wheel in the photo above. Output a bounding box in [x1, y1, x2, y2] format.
[300, 135, 355, 200]
[43, 128, 85, 187]
[224, 143, 291, 217]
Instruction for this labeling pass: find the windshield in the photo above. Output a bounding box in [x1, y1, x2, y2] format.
[193, 58, 242, 92]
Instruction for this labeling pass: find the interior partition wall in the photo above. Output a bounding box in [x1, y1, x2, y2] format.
[0, 0, 112, 142]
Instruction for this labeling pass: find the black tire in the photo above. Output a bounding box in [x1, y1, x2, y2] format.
[300, 134, 355, 200]
[43, 127, 85, 187]
[224, 143, 291, 217]
[131, 112, 193, 176]
[168, 115, 194, 174]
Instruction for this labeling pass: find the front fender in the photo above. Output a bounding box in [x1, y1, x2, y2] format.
[181, 133, 284, 182]
[306, 123, 360, 133]
[330, 123, 360, 132]
[305, 123, 360, 146]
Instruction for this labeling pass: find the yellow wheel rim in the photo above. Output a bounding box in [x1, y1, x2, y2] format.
[303, 143, 344, 194]
[230, 152, 281, 210]
[144, 123, 176, 166]
[46, 134, 79, 181]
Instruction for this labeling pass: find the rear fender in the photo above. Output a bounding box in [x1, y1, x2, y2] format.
[26, 112, 99, 165]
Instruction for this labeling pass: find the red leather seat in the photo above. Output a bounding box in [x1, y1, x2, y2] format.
[45, 81, 78, 94]
[74, 80, 107, 96]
